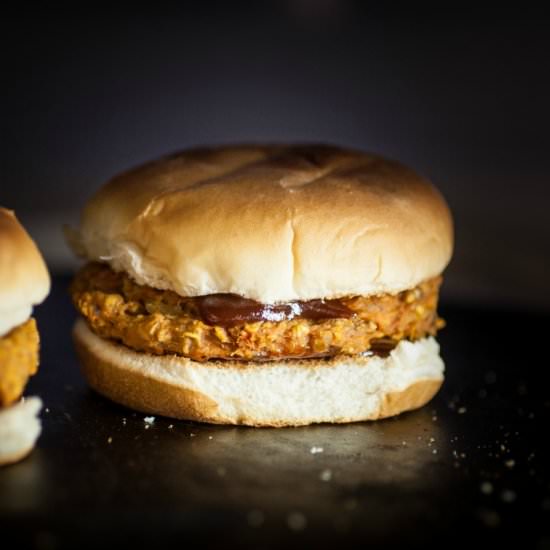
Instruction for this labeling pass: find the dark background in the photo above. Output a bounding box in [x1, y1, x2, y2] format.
[1, 3, 549, 309]
[2, 6, 550, 549]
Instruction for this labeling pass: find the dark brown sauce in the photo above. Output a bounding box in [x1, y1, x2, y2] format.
[195, 294, 354, 327]
[369, 337, 399, 357]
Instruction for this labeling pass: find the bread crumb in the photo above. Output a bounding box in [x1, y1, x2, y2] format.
[458, 407, 467, 414]
[505, 459, 516, 469]
[45, 408, 50, 413]
[144, 416, 155, 424]
[144, 425, 150, 430]
[189, 433, 196, 437]
[107, 437, 113, 444]
[168, 424, 174, 429]
[320, 469, 332, 482]
[287, 512, 307, 531]
[208, 436, 213, 440]
[310, 446, 324, 454]
[432, 449, 438, 455]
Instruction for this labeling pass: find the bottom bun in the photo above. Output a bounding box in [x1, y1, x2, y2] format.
[73, 318, 444, 427]
[0, 397, 42, 466]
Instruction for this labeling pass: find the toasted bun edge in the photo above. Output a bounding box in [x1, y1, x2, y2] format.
[73, 318, 444, 427]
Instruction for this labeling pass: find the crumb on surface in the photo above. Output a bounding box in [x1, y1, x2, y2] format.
[144, 416, 155, 424]
[458, 407, 467, 414]
[310, 446, 324, 454]
[107, 436, 113, 444]
[320, 469, 332, 482]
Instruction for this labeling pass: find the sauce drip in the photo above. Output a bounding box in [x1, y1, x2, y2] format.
[196, 294, 354, 327]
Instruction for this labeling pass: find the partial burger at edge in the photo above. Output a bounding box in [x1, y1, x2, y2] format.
[0, 208, 50, 465]
[68, 144, 453, 427]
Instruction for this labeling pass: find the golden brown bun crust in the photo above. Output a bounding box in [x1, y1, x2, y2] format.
[74, 145, 453, 302]
[0, 446, 34, 466]
[73, 318, 444, 427]
[0, 208, 50, 315]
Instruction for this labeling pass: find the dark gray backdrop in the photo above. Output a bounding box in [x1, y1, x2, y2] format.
[2, 4, 549, 308]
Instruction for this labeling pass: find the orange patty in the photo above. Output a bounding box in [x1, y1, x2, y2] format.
[71, 263, 444, 362]
[0, 318, 40, 406]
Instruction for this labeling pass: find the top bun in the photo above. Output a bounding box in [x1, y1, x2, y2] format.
[0, 208, 50, 336]
[74, 145, 453, 303]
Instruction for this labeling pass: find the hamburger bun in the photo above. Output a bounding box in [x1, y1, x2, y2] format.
[0, 208, 50, 337]
[0, 397, 43, 466]
[74, 318, 444, 427]
[72, 145, 453, 303]
[1, 207, 49, 463]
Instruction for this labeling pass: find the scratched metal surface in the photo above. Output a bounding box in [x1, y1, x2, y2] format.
[1, 276, 549, 549]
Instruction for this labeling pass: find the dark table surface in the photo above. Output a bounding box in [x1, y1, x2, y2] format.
[1, 276, 549, 549]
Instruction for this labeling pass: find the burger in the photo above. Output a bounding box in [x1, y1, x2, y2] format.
[68, 145, 453, 427]
[0, 208, 50, 464]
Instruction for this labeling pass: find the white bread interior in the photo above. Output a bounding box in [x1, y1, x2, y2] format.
[0, 397, 42, 466]
[0, 208, 50, 336]
[74, 318, 444, 427]
[71, 145, 453, 303]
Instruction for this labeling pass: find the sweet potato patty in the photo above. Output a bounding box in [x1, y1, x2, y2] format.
[0, 318, 40, 406]
[71, 263, 444, 362]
